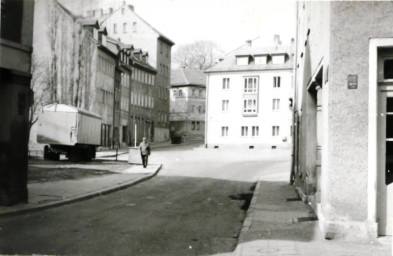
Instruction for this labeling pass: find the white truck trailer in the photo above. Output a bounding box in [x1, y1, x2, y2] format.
[37, 104, 102, 161]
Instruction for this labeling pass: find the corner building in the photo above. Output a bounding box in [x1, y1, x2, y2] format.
[58, 0, 174, 142]
[293, 1, 393, 240]
[205, 37, 293, 149]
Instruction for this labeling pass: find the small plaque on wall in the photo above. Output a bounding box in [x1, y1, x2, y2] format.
[348, 75, 358, 89]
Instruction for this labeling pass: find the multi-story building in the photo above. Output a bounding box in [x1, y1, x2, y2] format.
[293, 1, 393, 240]
[106, 39, 157, 146]
[205, 36, 293, 149]
[170, 69, 206, 141]
[58, 0, 175, 142]
[0, 0, 35, 205]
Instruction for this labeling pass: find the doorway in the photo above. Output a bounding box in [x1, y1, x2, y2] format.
[377, 87, 393, 236]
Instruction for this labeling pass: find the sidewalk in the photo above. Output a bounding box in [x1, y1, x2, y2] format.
[0, 159, 161, 217]
[230, 172, 392, 256]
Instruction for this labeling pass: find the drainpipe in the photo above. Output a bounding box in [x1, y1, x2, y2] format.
[204, 73, 209, 148]
[290, 0, 299, 185]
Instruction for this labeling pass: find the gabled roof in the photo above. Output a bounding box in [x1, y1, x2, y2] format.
[98, 4, 175, 46]
[206, 44, 293, 73]
[171, 69, 206, 87]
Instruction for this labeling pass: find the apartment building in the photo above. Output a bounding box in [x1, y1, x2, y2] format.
[293, 1, 393, 240]
[58, 0, 174, 142]
[170, 69, 206, 141]
[205, 36, 293, 149]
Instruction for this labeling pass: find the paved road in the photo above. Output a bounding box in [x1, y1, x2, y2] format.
[0, 143, 291, 256]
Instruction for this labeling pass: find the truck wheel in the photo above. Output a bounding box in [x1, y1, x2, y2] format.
[44, 146, 50, 160]
[69, 148, 81, 162]
[84, 148, 92, 162]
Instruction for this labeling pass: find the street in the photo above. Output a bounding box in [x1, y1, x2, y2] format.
[0, 143, 291, 255]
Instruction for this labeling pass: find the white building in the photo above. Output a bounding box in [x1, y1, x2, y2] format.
[205, 36, 294, 149]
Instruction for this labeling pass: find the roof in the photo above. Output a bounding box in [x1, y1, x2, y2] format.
[98, 4, 175, 46]
[43, 104, 101, 119]
[171, 69, 206, 87]
[206, 44, 293, 73]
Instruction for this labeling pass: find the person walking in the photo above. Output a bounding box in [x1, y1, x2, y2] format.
[139, 137, 150, 168]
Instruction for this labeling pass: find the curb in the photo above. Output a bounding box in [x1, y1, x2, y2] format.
[0, 164, 162, 218]
[239, 180, 262, 234]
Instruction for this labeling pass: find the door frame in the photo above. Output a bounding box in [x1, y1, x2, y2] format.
[368, 38, 393, 235]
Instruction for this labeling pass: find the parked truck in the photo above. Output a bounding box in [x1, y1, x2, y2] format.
[37, 103, 102, 161]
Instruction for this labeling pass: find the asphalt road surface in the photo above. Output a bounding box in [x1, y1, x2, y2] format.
[0, 143, 291, 256]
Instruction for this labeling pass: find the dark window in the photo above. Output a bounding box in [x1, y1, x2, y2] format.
[384, 59, 393, 79]
[1, 0, 23, 43]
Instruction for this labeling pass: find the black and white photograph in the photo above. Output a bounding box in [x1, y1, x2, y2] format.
[0, 0, 392, 255]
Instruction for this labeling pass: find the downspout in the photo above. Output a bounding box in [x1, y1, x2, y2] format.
[290, 0, 299, 185]
[205, 72, 209, 148]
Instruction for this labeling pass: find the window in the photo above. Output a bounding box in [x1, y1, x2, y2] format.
[384, 59, 393, 79]
[236, 56, 249, 65]
[121, 8, 125, 15]
[272, 55, 285, 64]
[191, 121, 195, 131]
[133, 21, 137, 32]
[252, 126, 259, 137]
[123, 23, 127, 33]
[222, 100, 229, 112]
[273, 76, 281, 88]
[255, 56, 267, 65]
[199, 89, 202, 97]
[192, 89, 196, 97]
[223, 78, 230, 89]
[273, 99, 280, 111]
[243, 99, 257, 113]
[272, 126, 280, 136]
[113, 23, 117, 34]
[244, 77, 258, 93]
[196, 121, 200, 131]
[178, 89, 183, 97]
[241, 126, 248, 137]
[221, 126, 228, 137]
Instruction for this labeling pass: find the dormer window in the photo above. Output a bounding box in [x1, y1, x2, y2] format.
[255, 55, 268, 65]
[236, 56, 249, 66]
[272, 54, 286, 64]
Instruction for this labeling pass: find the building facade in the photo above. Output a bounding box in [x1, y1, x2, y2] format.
[205, 37, 293, 149]
[0, 0, 35, 205]
[58, 0, 174, 142]
[293, 1, 393, 240]
[170, 69, 206, 141]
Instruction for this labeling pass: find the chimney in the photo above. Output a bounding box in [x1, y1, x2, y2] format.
[246, 40, 252, 47]
[274, 34, 282, 46]
[128, 5, 134, 11]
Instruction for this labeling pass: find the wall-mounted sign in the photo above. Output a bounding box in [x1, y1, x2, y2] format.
[348, 75, 358, 89]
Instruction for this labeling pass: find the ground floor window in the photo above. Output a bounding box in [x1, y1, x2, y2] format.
[241, 126, 248, 137]
[252, 126, 259, 137]
[272, 126, 280, 137]
[221, 126, 228, 137]
[192, 121, 200, 131]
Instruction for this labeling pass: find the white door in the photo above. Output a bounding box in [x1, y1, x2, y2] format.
[378, 87, 393, 236]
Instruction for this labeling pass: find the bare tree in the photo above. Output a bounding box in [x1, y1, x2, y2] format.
[47, 1, 59, 102]
[172, 40, 224, 70]
[29, 58, 51, 135]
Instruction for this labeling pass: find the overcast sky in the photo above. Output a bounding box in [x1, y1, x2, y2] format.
[129, 0, 297, 53]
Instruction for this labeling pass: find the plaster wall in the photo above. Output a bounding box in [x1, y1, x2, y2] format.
[30, 0, 100, 147]
[321, 1, 393, 240]
[206, 70, 293, 148]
